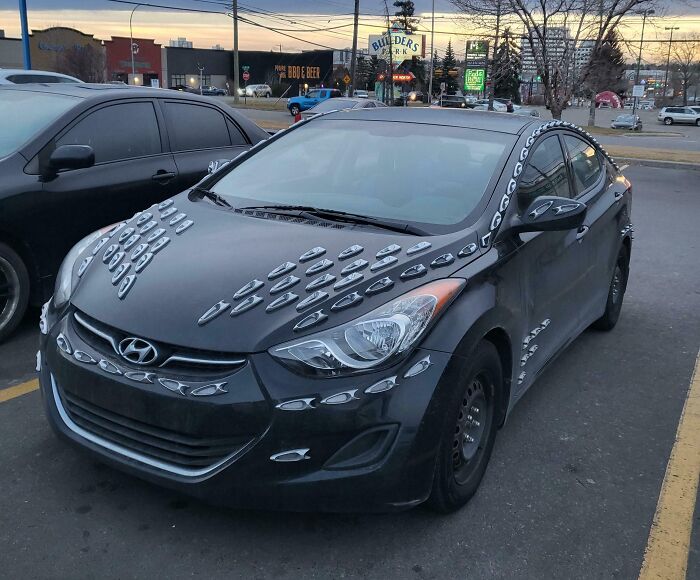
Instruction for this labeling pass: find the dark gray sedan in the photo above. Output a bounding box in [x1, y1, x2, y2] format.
[611, 114, 642, 131]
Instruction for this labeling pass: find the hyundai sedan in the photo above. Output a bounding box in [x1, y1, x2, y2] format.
[38, 109, 633, 513]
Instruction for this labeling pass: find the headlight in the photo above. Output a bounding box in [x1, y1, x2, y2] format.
[53, 225, 116, 309]
[270, 279, 465, 376]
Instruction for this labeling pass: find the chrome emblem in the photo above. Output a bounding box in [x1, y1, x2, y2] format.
[400, 264, 427, 280]
[296, 290, 328, 311]
[334, 272, 363, 291]
[376, 244, 401, 258]
[231, 294, 263, 316]
[118, 227, 135, 243]
[102, 244, 119, 263]
[305, 274, 335, 292]
[366, 277, 394, 294]
[169, 212, 187, 226]
[268, 261, 296, 280]
[146, 228, 166, 243]
[190, 382, 228, 397]
[136, 212, 153, 226]
[117, 275, 136, 299]
[340, 259, 368, 276]
[139, 220, 157, 235]
[266, 292, 298, 312]
[234, 279, 264, 300]
[175, 219, 193, 234]
[158, 199, 174, 211]
[123, 234, 140, 251]
[77, 256, 93, 277]
[108, 252, 125, 271]
[150, 237, 170, 254]
[118, 337, 158, 365]
[406, 241, 431, 255]
[430, 253, 455, 268]
[331, 292, 363, 312]
[131, 243, 149, 261]
[111, 262, 131, 285]
[299, 247, 326, 262]
[134, 252, 154, 273]
[160, 207, 177, 219]
[338, 244, 363, 260]
[370, 255, 398, 272]
[305, 258, 333, 276]
[198, 300, 231, 326]
[293, 309, 327, 332]
[92, 237, 109, 255]
[270, 275, 300, 295]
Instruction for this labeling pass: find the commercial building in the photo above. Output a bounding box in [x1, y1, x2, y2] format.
[29, 27, 105, 82]
[0, 30, 23, 68]
[520, 27, 571, 80]
[104, 36, 161, 86]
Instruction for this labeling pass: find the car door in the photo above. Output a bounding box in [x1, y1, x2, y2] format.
[512, 134, 590, 374]
[563, 133, 628, 323]
[302, 90, 321, 110]
[160, 100, 250, 192]
[37, 99, 178, 276]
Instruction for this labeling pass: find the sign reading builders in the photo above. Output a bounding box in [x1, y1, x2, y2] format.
[369, 24, 425, 61]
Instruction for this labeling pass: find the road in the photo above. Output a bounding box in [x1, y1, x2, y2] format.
[1, 165, 699, 579]
[230, 100, 700, 153]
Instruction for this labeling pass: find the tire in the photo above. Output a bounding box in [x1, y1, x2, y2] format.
[664, 117, 673, 125]
[696, 119, 700, 127]
[265, 92, 270, 98]
[428, 341, 502, 513]
[290, 105, 300, 116]
[592, 245, 629, 331]
[0, 242, 30, 343]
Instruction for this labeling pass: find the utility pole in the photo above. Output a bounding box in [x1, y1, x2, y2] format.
[197, 63, 204, 95]
[488, 0, 502, 111]
[129, 4, 140, 84]
[19, 0, 31, 69]
[382, 1, 394, 105]
[233, 0, 240, 103]
[349, 0, 360, 97]
[663, 26, 679, 102]
[427, 0, 435, 100]
[587, 0, 604, 126]
[632, 9, 654, 118]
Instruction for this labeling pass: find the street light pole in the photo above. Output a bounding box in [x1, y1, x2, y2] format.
[632, 9, 654, 117]
[663, 26, 679, 102]
[233, 0, 240, 103]
[427, 0, 435, 100]
[18, 0, 31, 70]
[349, 0, 360, 97]
[129, 4, 140, 84]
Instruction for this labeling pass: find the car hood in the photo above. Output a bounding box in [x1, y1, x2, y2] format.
[71, 192, 481, 353]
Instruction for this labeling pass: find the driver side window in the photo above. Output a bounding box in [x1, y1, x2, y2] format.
[518, 135, 571, 211]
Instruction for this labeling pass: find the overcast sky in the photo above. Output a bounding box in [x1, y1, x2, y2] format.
[0, 0, 698, 60]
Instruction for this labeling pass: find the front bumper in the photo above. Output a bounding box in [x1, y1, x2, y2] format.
[39, 306, 457, 512]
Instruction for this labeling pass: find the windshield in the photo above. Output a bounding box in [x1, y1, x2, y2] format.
[616, 115, 634, 121]
[211, 119, 514, 228]
[0, 90, 81, 158]
[310, 99, 358, 113]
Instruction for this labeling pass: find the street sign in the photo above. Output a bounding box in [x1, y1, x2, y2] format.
[242, 71, 250, 82]
[392, 72, 415, 82]
[632, 84, 644, 97]
[465, 40, 488, 69]
[343, 74, 351, 85]
[464, 69, 486, 92]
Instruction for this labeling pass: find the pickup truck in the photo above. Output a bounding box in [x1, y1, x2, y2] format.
[287, 88, 342, 116]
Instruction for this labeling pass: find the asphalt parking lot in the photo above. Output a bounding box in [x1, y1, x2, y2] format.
[0, 164, 698, 579]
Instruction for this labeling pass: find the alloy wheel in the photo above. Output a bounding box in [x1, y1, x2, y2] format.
[0, 256, 20, 332]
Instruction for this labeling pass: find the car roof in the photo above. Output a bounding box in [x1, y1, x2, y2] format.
[315, 107, 538, 135]
[0, 68, 80, 79]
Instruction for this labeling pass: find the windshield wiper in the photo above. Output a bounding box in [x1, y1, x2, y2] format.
[189, 186, 233, 209]
[238, 204, 426, 235]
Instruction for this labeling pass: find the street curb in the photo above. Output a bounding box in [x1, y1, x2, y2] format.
[615, 157, 700, 172]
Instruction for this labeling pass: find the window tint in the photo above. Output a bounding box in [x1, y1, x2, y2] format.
[518, 135, 571, 210]
[564, 135, 602, 194]
[225, 118, 247, 146]
[57, 102, 161, 163]
[164, 102, 231, 151]
[307, 90, 320, 98]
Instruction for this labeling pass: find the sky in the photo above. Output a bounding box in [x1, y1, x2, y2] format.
[0, 0, 699, 62]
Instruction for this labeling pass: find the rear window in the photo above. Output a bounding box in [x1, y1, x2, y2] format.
[0, 89, 81, 157]
[211, 119, 514, 228]
[164, 102, 232, 151]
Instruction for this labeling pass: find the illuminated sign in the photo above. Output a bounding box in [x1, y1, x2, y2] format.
[465, 40, 488, 69]
[368, 25, 425, 60]
[464, 69, 486, 92]
[392, 72, 415, 82]
[274, 64, 321, 80]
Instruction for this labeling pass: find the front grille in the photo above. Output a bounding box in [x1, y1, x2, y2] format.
[60, 388, 252, 470]
[72, 310, 246, 375]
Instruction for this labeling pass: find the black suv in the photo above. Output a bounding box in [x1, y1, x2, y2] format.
[39, 109, 632, 513]
[0, 84, 268, 341]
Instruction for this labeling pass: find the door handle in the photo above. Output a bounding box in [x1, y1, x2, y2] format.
[152, 171, 176, 182]
[576, 225, 589, 240]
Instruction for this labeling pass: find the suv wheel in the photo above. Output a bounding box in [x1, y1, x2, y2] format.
[664, 117, 673, 125]
[428, 341, 501, 513]
[592, 245, 629, 331]
[290, 104, 301, 116]
[696, 119, 700, 127]
[0, 242, 30, 343]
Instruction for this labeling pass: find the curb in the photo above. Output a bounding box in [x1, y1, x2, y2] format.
[615, 157, 700, 172]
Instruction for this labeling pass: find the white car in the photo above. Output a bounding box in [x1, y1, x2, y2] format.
[0, 69, 82, 84]
[657, 106, 700, 126]
[242, 83, 272, 97]
[353, 89, 369, 98]
[475, 99, 508, 112]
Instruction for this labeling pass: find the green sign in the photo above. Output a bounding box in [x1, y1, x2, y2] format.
[464, 69, 485, 92]
[242, 65, 250, 71]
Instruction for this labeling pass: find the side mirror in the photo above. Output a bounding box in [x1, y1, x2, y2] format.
[48, 145, 95, 172]
[511, 196, 587, 233]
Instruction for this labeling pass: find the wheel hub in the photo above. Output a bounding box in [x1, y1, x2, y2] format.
[611, 264, 623, 304]
[453, 378, 488, 468]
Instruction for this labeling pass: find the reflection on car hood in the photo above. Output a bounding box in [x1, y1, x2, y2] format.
[71, 192, 482, 353]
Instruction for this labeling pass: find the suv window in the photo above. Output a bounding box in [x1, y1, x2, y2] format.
[330, 89, 342, 97]
[57, 102, 161, 163]
[518, 135, 571, 209]
[307, 90, 320, 98]
[164, 102, 231, 151]
[563, 135, 602, 194]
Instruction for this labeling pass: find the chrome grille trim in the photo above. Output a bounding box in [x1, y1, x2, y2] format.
[51, 375, 254, 478]
[159, 354, 246, 368]
[74, 311, 119, 353]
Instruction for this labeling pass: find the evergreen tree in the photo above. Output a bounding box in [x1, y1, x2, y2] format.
[355, 56, 371, 90]
[367, 55, 380, 89]
[493, 28, 522, 104]
[393, 1, 418, 32]
[583, 30, 626, 96]
[440, 40, 459, 94]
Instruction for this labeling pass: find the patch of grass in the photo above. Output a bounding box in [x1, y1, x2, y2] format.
[221, 97, 288, 111]
[256, 119, 292, 131]
[606, 145, 700, 164]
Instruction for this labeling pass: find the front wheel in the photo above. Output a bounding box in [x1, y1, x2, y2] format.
[0, 242, 30, 343]
[428, 341, 501, 513]
[664, 117, 673, 125]
[695, 119, 700, 127]
[592, 245, 629, 331]
[289, 105, 300, 116]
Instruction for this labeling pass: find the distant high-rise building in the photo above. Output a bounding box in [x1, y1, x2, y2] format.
[169, 37, 193, 49]
[212, 44, 225, 51]
[520, 27, 571, 81]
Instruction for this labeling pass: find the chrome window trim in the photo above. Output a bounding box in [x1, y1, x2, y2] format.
[50, 375, 252, 478]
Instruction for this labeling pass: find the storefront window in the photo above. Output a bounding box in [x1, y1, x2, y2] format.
[171, 74, 186, 87]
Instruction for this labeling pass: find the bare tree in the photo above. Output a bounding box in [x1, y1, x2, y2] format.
[450, 0, 655, 120]
[671, 34, 700, 106]
[58, 44, 106, 83]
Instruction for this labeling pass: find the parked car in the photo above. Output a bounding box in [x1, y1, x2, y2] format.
[475, 99, 507, 112]
[242, 84, 272, 98]
[287, 88, 342, 116]
[200, 85, 226, 96]
[611, 114, 642, 131]
[494, 98, 521, 110]
[353, 89, 369, 98]
[301, 97, 386, 120]
[657, 106, 700, 126]
[39, 109, 632, 513]
[430, 95, 473, 109]
[512, 108, 541, 117]
[0, 83, 268, 341]
[691, 107, 700, 116]
[0, 68, 82, 84]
